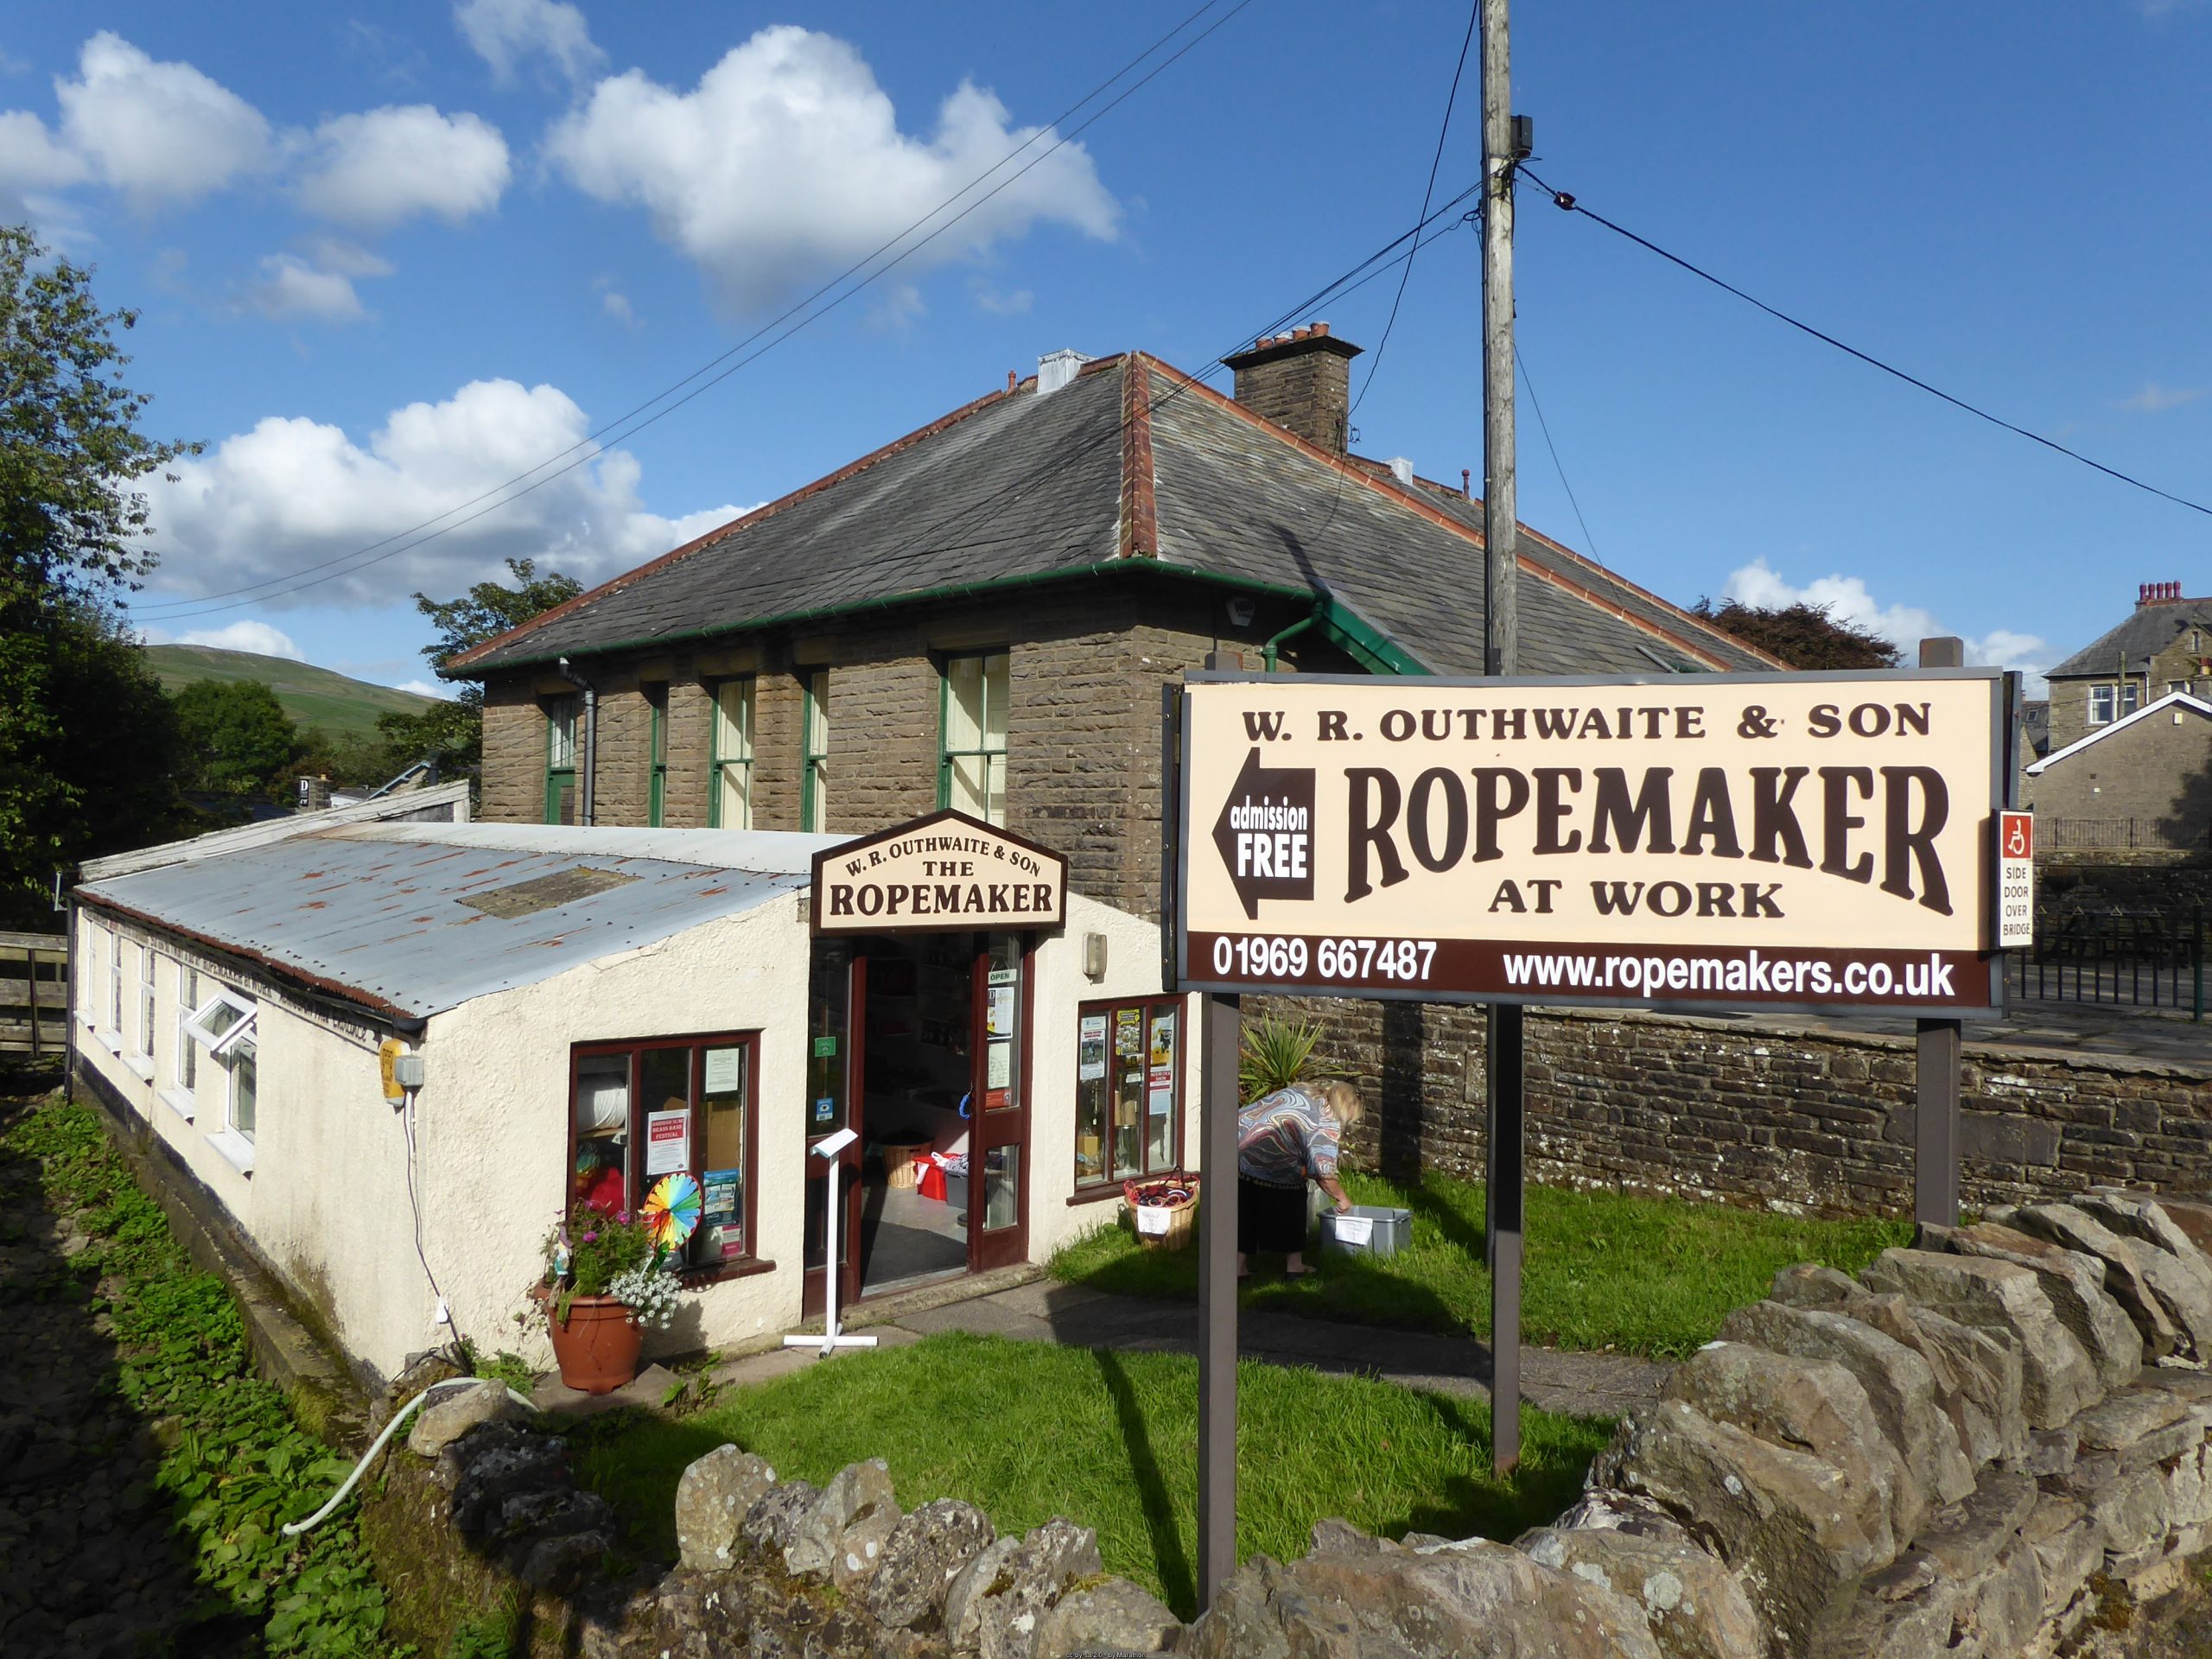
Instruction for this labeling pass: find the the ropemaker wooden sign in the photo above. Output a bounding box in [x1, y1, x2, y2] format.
[811, 809, 1068, 935]
[1173, 669, 2012, 1015]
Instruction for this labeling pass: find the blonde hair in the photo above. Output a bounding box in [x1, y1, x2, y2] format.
[1316, 1079, 1363, 1128]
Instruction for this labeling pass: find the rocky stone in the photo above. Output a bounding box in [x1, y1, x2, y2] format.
[944, 1535, 1023, 1654]
[739, 1479, 819, 1558]
[2073, 1383, 2212, 1471]
[1768, 1263, 1860, 1309]
[1185, 1536, 1664, 1659]
[2171, 1446, 2212, 1530]
[2021, 1492, 2103, 1620]
[2139, 1365, 2212, 1402]
[1860, 1248, 2101, 1427]
[1519, 1522, 1765, 1659]
[831, 1497, 903, 1596]
[1662, 1341, 1912, 1553]
[1948, 1537, 2044, 1656]
[868, 1499, 997, 1631]
[2012, 1202, 2183, 1359]
[785, 1461, 899, 1580]
[1933, 1221, 2145, 1393]
[1595, 1398, 1890, 1650]
[2153, 1196, 2212, 1256]
[1031, 1578, 1181, 1658]
[2075, 1194, 2212, 1355]
[1308, 1516, 1385, 1557]
[2100, 1465, 2174, 1560]
[405, 1378, 524, 1456]
[1821, 1581, 1960, 1659]
[1718, 1298, 1974, 1510]
[1907, 1468, 2037, 1579]
[2023, 1426, 2077, 1477]
[2080, 1190, 2208, 1260]
[672, 1445, 777, 1573]
[974, 1519, 1103, 1659]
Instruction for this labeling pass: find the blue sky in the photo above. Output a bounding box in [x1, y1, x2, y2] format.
[4, 1, 2209, 698]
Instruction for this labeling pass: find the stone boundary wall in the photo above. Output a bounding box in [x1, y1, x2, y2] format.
[1283, 995, 2212, 1217]
[378, 1185, 2212, 1657]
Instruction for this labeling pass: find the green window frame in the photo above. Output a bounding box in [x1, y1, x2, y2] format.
[645, 683, 669, 827]
[939, 650, 1009, 824]
[801, 670, 830, 833]
[708, 677, 754, 830]
[543, 694, 580, 824]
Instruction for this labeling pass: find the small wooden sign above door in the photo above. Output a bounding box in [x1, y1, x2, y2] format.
[810, 809, 1068, 935]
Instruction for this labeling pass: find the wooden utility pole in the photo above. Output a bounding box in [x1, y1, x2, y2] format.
[1478, 0, 1526, 1477]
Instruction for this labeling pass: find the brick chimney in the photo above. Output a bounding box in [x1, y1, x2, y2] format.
[1223, 323, 1362, 453]
[2139, 580, 2186, 607]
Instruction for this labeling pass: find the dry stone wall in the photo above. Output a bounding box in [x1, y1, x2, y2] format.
[375, 1187, 2212, 1658]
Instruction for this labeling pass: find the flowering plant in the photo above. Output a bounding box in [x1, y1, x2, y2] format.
[541, 1204, 674, 1323]
[607, 1263, 683, 1330]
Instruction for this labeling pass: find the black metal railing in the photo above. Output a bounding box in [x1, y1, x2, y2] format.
[2009, 906, 2205, 1020]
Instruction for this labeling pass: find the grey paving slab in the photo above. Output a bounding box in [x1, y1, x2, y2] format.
[890, 1280, 1668, 1421]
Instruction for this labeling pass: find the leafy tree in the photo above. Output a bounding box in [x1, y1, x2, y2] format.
[380, 558, 582, 779]
[0, 225, 196, 924]
[171, 680, 301, 798]
[1691, 597, 1903, 671]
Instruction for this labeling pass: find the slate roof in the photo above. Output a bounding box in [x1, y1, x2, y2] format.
[75, 823, 837, 1020]
[2048, 596, 2212, 680]
[449, 351, 1777, 679]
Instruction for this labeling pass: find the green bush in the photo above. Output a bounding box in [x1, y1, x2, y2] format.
[1237, 1014, 1320, 1103]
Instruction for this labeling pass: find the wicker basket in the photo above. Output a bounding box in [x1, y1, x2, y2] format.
[882, 1137, 931, 1191]
[1123, 1173, 1199, 1251]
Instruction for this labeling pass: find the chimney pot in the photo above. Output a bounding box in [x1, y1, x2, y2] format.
[1007, 370, 1017, 392]
[1036, 347, 1093, 397]
[1222, 326, 1363, 454]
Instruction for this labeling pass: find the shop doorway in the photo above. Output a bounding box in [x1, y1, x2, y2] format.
[803, 931, 1029, 1313]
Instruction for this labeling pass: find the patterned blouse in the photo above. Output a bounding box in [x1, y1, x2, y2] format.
[1236, 1086, 1341, 1188]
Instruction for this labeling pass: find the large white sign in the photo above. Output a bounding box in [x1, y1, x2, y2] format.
[812, 810, 1067, 935]
[1175, 671, 2012, 1014]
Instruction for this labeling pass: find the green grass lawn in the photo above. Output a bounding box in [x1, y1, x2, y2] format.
[565, 1332, 1607, 1618]
[1049, 1172, 1910, 1360]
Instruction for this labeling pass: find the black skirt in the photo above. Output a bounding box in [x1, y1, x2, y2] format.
[1237, 1174, 1309, 1255]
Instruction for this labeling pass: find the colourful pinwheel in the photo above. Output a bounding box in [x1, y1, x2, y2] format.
[641, 1172, 703, 1251]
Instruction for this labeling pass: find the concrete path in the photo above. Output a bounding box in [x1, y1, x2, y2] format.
[887, 1279, 1669, 1421]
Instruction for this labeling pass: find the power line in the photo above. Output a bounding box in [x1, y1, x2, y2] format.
[1513, 340, 1599, 559]
[1349, 0, 1478, 418]
[135, 0, 1262, 620]
[1522, 167, 2212, 523]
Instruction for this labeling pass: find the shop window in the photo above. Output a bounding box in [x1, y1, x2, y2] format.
[941, 651, 1009, 824]
[569, 1033, 760, 1274]
[163, 962, 200, 1121]
[1074, 995, 1182, 1192]
[645, 683, 669, 827]
[801, 670, 830, 832]
[709, 678, 754, 829]
[2088, 684, 2115, 727]
[544, 695, 580, 824]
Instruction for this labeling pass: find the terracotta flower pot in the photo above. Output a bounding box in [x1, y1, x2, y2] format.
[545, 1293, 644, 1394]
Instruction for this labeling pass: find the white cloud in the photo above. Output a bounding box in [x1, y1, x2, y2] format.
[139, 378, 746, 610]
[296, 105, 510, 229]
[0, 109, 87, 194]
[141, 619, 305, 659]
[2120, 381, 2208, 414]
[54, 31, 272, 208]
[244, 252, 374, 322]
[546, 26, 1118, 312]
[456, 0, 605, 87]
[970, 278, 1033, 316]
[395, 678, 457, 701]
[1723, 557, 2051, 694]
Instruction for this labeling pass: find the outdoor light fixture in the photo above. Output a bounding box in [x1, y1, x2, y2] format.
[1225, 597, 1255, 628]
[1083, 931, 1108, 981]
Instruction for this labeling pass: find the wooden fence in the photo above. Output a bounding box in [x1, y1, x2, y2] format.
[0, 931, 67, 1061]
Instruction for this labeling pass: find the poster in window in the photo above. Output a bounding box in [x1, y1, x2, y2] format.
[986, 984, 1016, 1038]
[1148, 1011, 1176, 1069]
[702, 1166, 743, 1259]
[987, 1037, 1012, 1092]
[702, 1046, 744, 1094]
[645, 1109, 691, 1175]
[1078, 1014, 1108, 1082]
[1115, 1007, 1141, 1058]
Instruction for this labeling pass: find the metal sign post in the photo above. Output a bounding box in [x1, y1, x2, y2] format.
[1197, 992, 1241, 1611]
[1913, 637, 1967, 1230]
[784, 1128, 878, 1358]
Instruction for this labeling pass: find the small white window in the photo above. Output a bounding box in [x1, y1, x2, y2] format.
[184, 987, 257, 1058]
[162, 962, 200, 1122]
[135, 949, 156, 1058]
[2121, 682, 2141, 717]
[95, 927, 125, 1053]
[2088, 684, 2116, 726]
[230, 1042, 257, 1143]
[2169, 681, 2190, 697]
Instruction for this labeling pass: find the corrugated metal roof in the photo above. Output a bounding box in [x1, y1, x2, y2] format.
[76, 823, 828, 1021]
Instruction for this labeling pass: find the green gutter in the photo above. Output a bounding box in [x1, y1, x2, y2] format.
[447, 560, 1433, 679]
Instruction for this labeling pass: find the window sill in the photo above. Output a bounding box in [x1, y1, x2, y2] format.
[157, 1089, 197, 1124]
[209, 1129, 256, 1176]
[680, 1256, 776, 1287]
[95, 1027, 124, 1055]
[1068, 1184, 1130, 1207]
[123, 1052, 156, 1082]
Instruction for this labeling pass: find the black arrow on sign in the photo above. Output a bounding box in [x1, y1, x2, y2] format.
[1212, 747, 1317, 920]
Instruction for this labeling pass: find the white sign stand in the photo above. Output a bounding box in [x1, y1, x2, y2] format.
[784, 1128, 877, 1358]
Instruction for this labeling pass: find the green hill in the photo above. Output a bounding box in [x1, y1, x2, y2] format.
[144, 645, 442, 741]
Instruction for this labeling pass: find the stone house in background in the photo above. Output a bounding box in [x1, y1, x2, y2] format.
[2043, 581, 2212, 753]
[2025, 690, 2212, 851]
[446, 328, 1778, 917]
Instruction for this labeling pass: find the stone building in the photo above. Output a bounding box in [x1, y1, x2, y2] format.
[2044, 580, 2212, 754]
[2025, 689, 2212, 849]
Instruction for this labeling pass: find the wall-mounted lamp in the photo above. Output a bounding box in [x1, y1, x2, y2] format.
[1083, 931, 1108, 982]
[1224, 597, 1255, 629]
